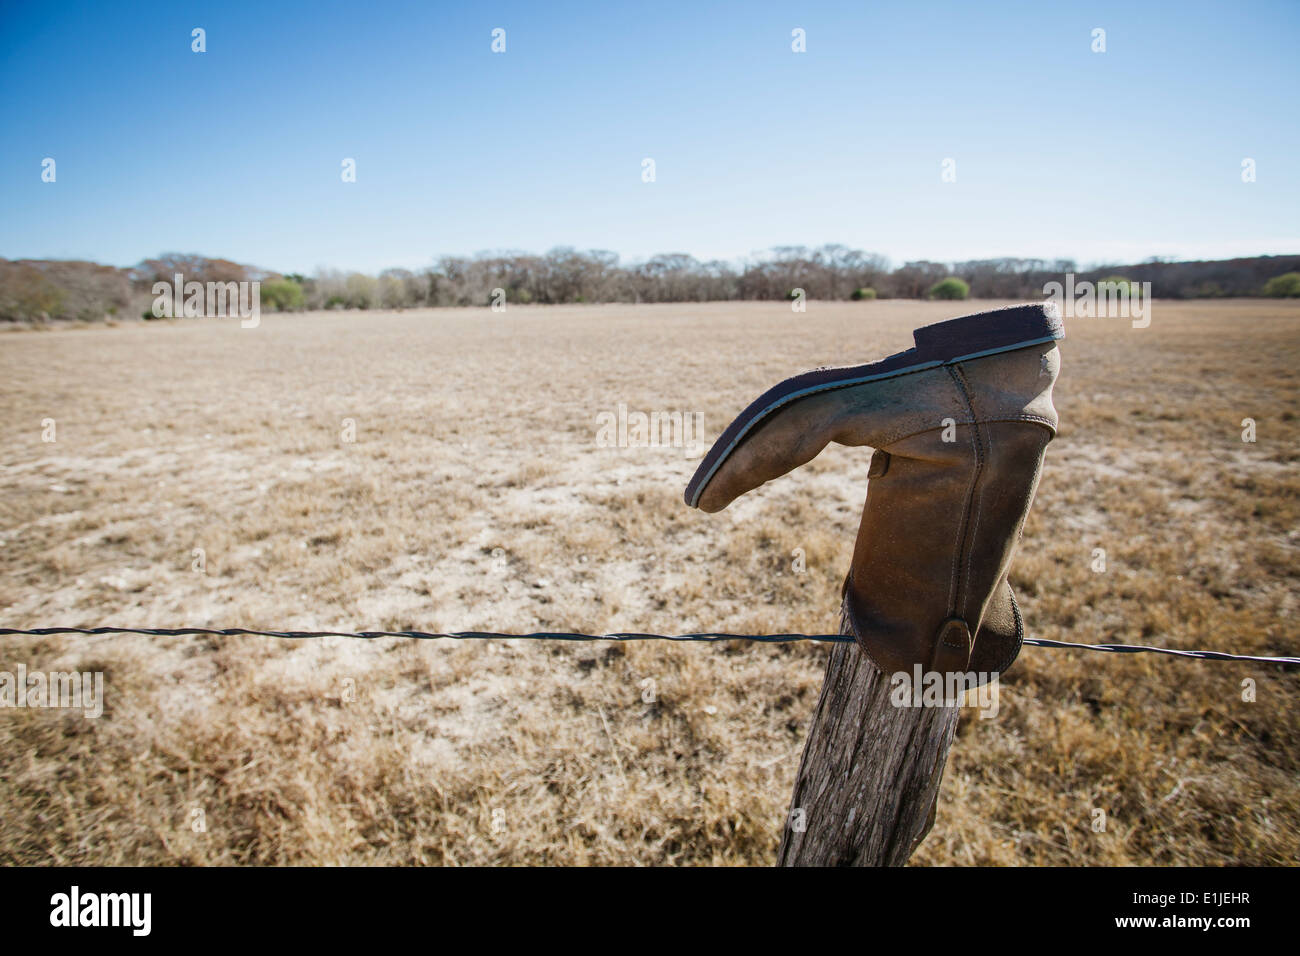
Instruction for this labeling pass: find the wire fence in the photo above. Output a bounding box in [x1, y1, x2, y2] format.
[1, 626, 1296, 666]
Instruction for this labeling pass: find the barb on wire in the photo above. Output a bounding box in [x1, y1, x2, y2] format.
[0, 626, 1296, 666]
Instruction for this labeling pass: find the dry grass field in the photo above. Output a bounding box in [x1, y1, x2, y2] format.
[0, 299, 1296, 866]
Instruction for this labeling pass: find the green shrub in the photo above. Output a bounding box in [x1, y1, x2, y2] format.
[1262, 272, 1300, 298]
[261, 278, 305, 312]
[927, 277, 969, 300]
[851, 287, 877, 300]
[344, 273, 377, 309]
[1098, 275, 1138, 296]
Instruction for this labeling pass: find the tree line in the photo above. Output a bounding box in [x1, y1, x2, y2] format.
[2, 247, 1298, 322]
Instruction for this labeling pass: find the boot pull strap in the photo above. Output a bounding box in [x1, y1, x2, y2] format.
[931, 617, 972, 673]
[867, 449, 891, 478]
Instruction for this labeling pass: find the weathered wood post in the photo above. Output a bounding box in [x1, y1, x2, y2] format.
[777, 599, 959, 866]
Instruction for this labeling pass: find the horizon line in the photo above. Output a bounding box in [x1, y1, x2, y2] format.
[10, 246, 1300, 277]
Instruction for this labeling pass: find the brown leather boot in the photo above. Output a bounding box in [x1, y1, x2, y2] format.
[686, 303, 1063, 682]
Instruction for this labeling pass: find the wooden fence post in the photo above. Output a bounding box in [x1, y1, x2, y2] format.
[777, 596, 960, 866]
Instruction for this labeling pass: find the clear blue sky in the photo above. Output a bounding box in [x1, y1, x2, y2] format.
[2, 0, 1297, 273]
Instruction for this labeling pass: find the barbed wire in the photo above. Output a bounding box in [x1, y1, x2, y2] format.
[0, 626, 1296, 666]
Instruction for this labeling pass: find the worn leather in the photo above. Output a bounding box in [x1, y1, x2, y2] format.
[697, 339, 1060, 682]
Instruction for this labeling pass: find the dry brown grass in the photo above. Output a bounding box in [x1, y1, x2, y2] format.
[0, 299, 1296, 865]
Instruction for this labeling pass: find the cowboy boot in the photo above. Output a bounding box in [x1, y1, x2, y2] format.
[686, 302, 1063, 682]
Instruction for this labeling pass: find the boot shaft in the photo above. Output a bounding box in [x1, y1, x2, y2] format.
[845, 340, 1060, 677]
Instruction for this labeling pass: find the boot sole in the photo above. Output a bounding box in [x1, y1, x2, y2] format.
[686, 302, 1064, 507]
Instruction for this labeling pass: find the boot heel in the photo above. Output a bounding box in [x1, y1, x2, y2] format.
[913, 303, 1063, 363]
